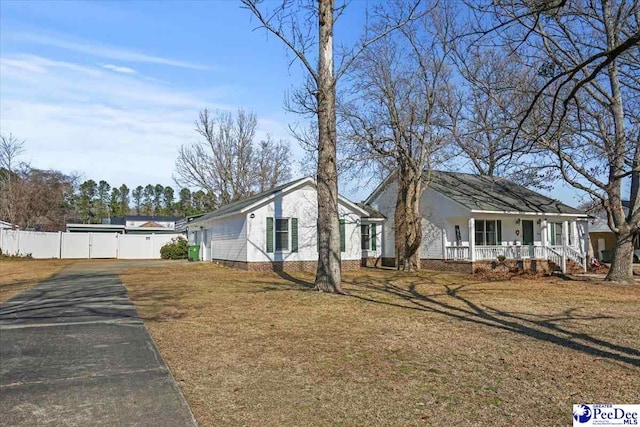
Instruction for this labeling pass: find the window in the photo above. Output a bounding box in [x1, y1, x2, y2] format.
[361, 224, 370, 250]
[475, 220, 502, 245]
[275, 218, 289, 251]
[550, 222, 563, 245]
[267, 217, 297, 253]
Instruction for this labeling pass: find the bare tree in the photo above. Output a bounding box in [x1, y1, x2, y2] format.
[472, 0, 639, 283]
[0, 133, 26, 227]
[341, 1, 454, 271]
[242, 0, 423, 291]
[16, 168, 77, 231]
[255, 136, 292, 192]
[446, 45, 553, 188]
[466, 0, 640, 122]
[241, 0, 344, 292]
[174, 108, 291, 207]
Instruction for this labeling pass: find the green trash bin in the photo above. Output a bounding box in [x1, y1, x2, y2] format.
[189, 245, 200, 262]
[600, 249, 613, 263]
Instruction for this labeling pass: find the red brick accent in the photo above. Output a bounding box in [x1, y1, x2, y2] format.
[472, 259, 552, 274]
[378, 257, 561, 275]
[421, 259, 474, 274]
[211, 258, 361, 272]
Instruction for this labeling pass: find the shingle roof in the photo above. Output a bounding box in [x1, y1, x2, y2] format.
[356, 203, 386, 219]
[425, 170, 584, 215]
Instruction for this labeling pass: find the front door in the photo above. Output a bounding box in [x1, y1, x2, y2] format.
[522, 220, 534, 245]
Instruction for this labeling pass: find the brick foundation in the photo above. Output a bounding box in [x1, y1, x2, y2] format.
[421, 259, 474, 274]
[379, 257, 567, 275]
[472, 259, 552, 274]
[212, 258, 361, 272]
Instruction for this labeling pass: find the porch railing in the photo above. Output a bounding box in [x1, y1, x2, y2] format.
[474, 245, 542, 261]
[546, 246, 562, 266]
[445, 246, 469, 260]
[444, 245, 586, 271]
[550, 245, 585, 267]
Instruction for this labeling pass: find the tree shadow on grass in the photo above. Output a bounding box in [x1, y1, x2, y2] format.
[346, 278, 640, 368]
[250, 269, 315, 292]
[256, 269, 639, 368]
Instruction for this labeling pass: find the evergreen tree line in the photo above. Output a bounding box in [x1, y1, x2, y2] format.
[74, 179, 215, 224]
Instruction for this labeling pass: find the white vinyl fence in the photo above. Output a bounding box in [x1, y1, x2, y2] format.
[0, 229, 184, 259]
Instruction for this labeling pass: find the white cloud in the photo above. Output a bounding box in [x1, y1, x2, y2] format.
[0, 54, 291, 187]
[101, 63, 136, 74]
[10, 31, 211, 70]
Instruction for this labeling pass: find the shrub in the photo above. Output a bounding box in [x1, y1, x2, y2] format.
[160, 237, 189, 260]
[0, 248, 34, 260]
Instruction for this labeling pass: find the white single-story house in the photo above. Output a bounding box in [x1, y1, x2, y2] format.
[187, 177, 384, 271]
[365, 170, 590, 273]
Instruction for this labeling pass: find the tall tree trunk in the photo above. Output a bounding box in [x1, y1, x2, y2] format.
[314, 0, 343, 293]
[395, 164, 422, 271]
[607, 228, 634, 283]
[603, 4, 635, 284]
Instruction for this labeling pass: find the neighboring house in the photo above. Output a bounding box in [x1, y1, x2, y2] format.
[365, 170, 590, 273]
[588, 201, 639, 262]
[66, 215, 183, 234]
[187, 177, 383, 271]
[0, 220, 15, 230]
[175, 214, 205, 233]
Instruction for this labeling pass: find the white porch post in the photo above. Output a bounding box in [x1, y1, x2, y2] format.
[442, 227, 447, 260]
[469, 218, 475, 262]
[541, 218, 548, 260]
[561, 220, 569, 273]
[583, 220, 589, 272]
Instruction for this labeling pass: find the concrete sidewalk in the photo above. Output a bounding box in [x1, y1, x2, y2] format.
[0, 262, 197, 426]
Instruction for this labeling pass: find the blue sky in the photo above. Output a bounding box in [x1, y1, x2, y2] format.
[0, 1, 321, 186]
[0, 0, 587, 206]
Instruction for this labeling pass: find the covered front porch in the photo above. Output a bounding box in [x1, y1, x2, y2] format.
[441, 214, 589, 273]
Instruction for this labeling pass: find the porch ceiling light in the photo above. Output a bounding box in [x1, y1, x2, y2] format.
[515, 218, 521, 224]
[537, 219, 542, 225]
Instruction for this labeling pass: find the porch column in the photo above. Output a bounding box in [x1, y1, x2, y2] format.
[561, 220, 569, 273]
[541, 219, 548, 247]
[469, 218, 475, 262]
[582, 220, 589, 272]
[441, 227, 447, 260]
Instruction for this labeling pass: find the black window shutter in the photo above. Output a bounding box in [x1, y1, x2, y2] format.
[340, 219, 346, 252]
[291, 218, 298, 252]
[497, 220, 502, 244]
[266, 217, 274, 253]
[371, 224, 377, 250]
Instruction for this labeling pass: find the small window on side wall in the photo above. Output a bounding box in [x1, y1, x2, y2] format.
[275, 218, 289, 251]
[361, 224, 370, 250]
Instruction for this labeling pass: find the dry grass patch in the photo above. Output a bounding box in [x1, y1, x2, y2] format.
[122, 264, 640, 427]
[0, 259, 73, 303]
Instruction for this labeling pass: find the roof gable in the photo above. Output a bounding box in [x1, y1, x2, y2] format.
[191, 177, 368, 225]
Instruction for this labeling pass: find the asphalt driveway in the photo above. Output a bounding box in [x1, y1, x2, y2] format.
[0, 261, 197, 426]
